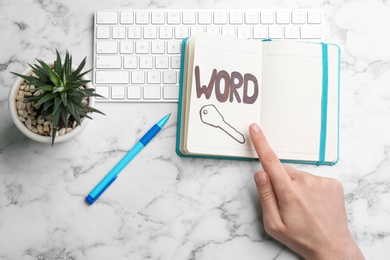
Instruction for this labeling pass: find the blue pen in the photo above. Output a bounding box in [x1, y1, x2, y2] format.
[85, 113, 171, 205]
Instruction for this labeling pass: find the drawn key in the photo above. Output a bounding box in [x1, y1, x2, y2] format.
[199, 104, 245, 144]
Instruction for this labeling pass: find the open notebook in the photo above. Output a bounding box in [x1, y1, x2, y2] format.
[176, 33, 340, 165]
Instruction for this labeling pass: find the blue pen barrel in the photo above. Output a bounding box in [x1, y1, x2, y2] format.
[88, 142, 145, 200]
[86, 176, 117, 204]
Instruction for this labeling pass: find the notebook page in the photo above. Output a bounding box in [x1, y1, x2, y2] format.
[185, 33, 262, 157]
[261, 41, 337, 161]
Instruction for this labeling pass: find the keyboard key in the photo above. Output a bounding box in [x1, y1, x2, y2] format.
[151, 41, 165, 54]
[139, 56, 153, 69]
[163, 71, 177, 84]
[147, 71, 161, 83]
[96, 56, 122, 69]
[120, 41, 134, 54]
[151, 11, 165, 24]
[97, 11, 118, 24]
[112, 26, 126, 39]
[131, 71, 145, 84]
[269, 26, 282, 39]
[307, 11, 321, 24]
[190, 26, 204, 36]
[95, 86, 109, 99]
[237, 26, 251, 39]
[175, 26, 189, 39]
[229, 11, 243, 24]
[160, 26, 173, 39]
[182, 11, 196, 25]
[214, 11, 228, 25]
[144, 26, 157, 39]
[144, 86, 161, 99]
[96, 71, 129, 84]
[128, 26, 141, 39]
[155, 56, 169, 69]
[167, 41, 181, 54]
[276, 11, 290, 24]
[135, 41, 149, 54]
[253, 26, 267, 39]
[163, 85, 179, 100]
[120, 11, 134, 24]
[124, 56, 137, 69]
[96, 41, 118, 54]
[206, 26, 220, 35]
[292, 11, 306, 24]
[261, 11, 274, 24]
[136, 11, 149, 24]
[198, 11, 212, 24]
[245, 11, 259, 24]
[171, 56, 181, 69]
[96, 26, 110, 39]
[111, 86, 125, 99]
[167, 11, 181, 24]
[127, 86, 142, 99]
[300, 25, 322, 39]
[284, 26, 299, 39]
[222, 27, 236, 37]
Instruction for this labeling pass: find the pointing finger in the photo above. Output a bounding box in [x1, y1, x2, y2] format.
[249, 123, 292, 192]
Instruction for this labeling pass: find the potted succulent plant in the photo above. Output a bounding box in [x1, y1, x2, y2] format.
[9, 50, 104, 145]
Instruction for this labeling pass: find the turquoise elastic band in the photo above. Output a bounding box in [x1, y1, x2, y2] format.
[317, 43, 329, 166]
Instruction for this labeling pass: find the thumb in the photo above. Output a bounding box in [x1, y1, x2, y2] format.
[254, 171, 284, 231]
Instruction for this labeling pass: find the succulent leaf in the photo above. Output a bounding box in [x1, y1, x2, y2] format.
[64, 51, 71, 79]
[66, 80, 89, 89]
[68, 57, 86, 81]
[24, 95, 41, 102]
[53, 96, 62, 116]
[35, 85, 55, 92]
[60, 109, 68, 129]
[32, 64, 51, 82]
[34, 92, 57, 107]
[84, 106, 105, 115]
[11, 72, 36, 82]
[38, 60, 61, 88]
[67, 101, 81, 126]
[29, 64, 50, 82]
[24, 80, 53, 87]
[40, 101, 54, 119]
[54, 50, 63, 76]
[60, 92, 68, 106]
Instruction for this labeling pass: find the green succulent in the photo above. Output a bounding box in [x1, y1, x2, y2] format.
[12, 50, 104, 145]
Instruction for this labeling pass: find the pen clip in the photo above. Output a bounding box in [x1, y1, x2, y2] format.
[85, 176, 118, 205]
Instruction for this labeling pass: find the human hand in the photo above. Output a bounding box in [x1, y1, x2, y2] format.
[249, 123, 364, 260]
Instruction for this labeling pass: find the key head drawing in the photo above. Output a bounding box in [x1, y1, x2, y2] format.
[200, 104, 224, 128]
[199, 104, 245, 144]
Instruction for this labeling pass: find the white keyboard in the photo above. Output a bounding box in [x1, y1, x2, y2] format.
[93, 9, 323, 102]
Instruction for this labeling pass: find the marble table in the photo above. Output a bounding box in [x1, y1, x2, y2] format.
[1, 0, 389, 259]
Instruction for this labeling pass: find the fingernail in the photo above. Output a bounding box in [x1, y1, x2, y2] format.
[250, 123, 261, 133]
[255, 172, 267, 186]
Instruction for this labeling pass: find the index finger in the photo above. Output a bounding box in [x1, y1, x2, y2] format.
[249, 123, 292, 191]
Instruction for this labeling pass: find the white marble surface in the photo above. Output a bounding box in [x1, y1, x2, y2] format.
[1, 0, 390, 259]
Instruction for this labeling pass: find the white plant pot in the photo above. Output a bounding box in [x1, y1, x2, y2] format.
[8, 64, 95, 144]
